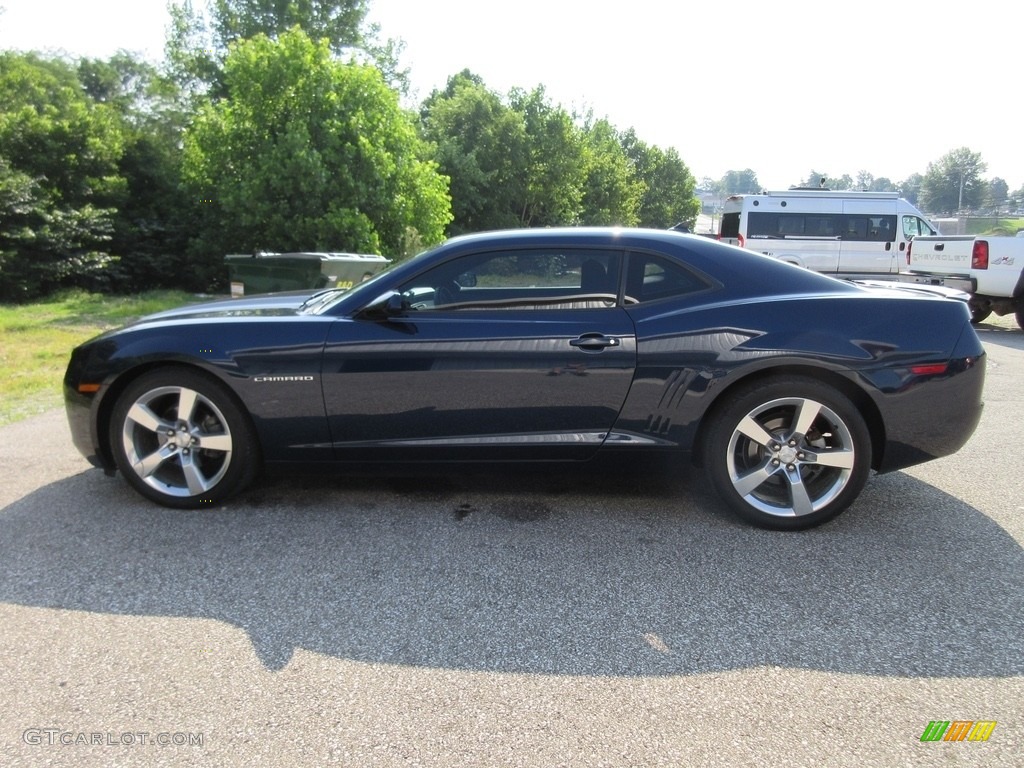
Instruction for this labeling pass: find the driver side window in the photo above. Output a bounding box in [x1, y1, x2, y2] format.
[399, 248, 623, 310]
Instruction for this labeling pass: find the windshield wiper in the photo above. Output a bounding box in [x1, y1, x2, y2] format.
[299, 287, 347, 311]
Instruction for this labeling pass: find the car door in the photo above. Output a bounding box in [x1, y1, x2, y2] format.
[321, 247, 637, 461]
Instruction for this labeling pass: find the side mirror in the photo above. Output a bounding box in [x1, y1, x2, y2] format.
[359, 290, 407, 320]
[456, 272, 477, 288]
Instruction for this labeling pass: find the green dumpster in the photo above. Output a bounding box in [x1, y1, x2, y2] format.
[225, 252, 390, 296]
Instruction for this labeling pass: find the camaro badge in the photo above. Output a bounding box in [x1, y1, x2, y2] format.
[253, 375, 315, 382]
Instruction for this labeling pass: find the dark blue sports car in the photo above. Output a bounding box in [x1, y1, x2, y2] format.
[64, 228, 985, 529]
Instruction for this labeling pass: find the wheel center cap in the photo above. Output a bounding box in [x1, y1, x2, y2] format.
[166, 426, 190, 449]
[779, 446, 799, 464]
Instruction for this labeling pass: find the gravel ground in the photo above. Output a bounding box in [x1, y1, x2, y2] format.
[0, 318, 1021, 767]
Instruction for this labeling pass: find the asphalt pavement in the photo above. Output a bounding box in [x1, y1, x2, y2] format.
[1, 318, 1022, 767]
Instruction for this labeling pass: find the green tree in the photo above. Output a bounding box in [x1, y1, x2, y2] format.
[799, 170, 828, 189]
[920, 147, 987, 214]
[1009, 184, 1024, 211]
[421, 75, 698, 233]
[718, 169, 761, 195]
[182, 29, 450, 284]
[419, 70, 527, 234]
[167, 0, 404, 96]
[578, 118, 642, 226]
[899, 173, 924, 206]
[622, 130, 699, 228]
[509, 86, 586, 227]
[986, 177, 1009, 211]
[0, 52, 126, 299]
[209, 0, 368, 48]
[77, 53, 195, 290]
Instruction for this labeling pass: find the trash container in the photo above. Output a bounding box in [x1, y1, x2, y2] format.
[225, 252, 390, 296]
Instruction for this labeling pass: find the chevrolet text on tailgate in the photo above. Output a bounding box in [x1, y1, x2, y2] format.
[904, 234, 1024, 328]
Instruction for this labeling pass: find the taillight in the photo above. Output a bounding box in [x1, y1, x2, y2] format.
[738, 233, 745, 248]
[910, 363, 949, 376]
[972, 240, 989, 269]
[906, 239, 913, 266]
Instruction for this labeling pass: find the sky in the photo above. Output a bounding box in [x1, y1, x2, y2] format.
[1, 0, 1019, 191]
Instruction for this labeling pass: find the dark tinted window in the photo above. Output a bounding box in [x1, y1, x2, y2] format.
[748, 212, 894, 241]
[399, 248, 622, 310]
[625, 252, 709, 304]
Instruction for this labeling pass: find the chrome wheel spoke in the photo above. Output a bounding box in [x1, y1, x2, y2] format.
[804, 447, 856, 469]
[180, 453, 211, 495]
[134, 444, 177, 478]
[787, 470, 815, 516]
[195, 433, 232, 452]
[736, 415, 775, 448]
[176, 387, 199, 423]
[790, 399, 822, 441]
[127, 402, 171, 434]
[733, 462, 777, 497]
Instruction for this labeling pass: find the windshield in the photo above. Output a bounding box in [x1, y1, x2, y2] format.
[305, 261, 398, 315]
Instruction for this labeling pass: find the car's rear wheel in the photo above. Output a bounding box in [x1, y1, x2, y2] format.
[110, 368, 260, 508]
[705, 377, 871, 530]
[1016, 309, 1024, 331]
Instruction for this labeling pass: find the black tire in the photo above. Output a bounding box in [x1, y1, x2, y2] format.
[1016, 310, 1024, 331]
[705, 377, 872, 530]
[110, 368, 260, 508]
[970, 306, 992, 324]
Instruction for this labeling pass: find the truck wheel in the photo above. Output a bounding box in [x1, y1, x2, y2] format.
[970, 306, 992, 324]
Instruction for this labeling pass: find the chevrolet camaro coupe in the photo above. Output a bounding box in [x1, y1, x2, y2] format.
[64, 228, 986, 529]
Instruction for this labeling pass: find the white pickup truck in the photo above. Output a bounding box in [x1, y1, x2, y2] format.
[902, 235, 1024, 329]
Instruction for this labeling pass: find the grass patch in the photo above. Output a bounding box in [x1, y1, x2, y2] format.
[0, 289, 202, 425]
[966, 217, 1024, 236]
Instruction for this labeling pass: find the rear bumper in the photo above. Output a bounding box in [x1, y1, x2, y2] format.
[867, 326, 986, 473]
[899, 272, 975, 294]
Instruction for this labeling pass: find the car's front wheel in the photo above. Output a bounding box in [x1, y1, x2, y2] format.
[110, 368, 260, 508]
[705, 377, 872, 530]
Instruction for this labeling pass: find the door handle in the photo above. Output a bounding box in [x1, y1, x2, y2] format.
[570, 334, 620, 351]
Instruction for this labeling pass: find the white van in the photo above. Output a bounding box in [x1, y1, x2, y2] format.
[718, 190, 937, 279]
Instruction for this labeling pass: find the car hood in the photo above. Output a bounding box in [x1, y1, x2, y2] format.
[135, 289, 330, 324]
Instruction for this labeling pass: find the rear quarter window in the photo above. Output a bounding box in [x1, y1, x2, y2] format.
[625, 252, 710, 304]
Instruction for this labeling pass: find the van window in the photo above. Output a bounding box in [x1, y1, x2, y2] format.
[844, 217, 868, 239]
[748, 212, 841, 239]
[805, 216, 836, 237]
[720, 213, 740, 239]
[902, 215, 936, 238]
[748, 212, 895, 242]
[747, 213, 780, 238]
[865, 216, 896, 242]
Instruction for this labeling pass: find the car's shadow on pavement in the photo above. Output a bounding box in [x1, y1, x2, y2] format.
[975, 320, 1024, 350]
[1, 459, 1021, 678]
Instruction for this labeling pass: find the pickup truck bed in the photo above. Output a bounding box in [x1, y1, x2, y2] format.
[902, 235, 1024, 329]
